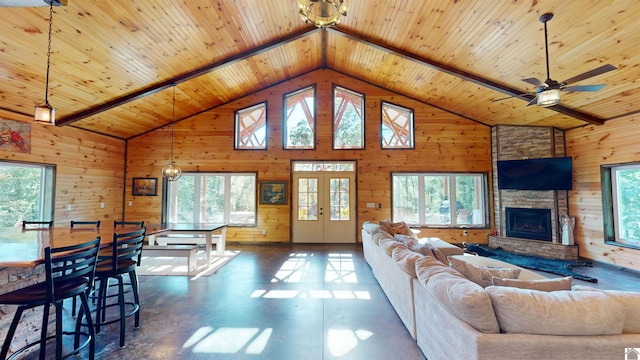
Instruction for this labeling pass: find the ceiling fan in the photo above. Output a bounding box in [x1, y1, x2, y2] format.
[518, 12, 616, 107]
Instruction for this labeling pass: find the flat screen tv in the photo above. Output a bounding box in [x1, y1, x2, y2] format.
[497, 157, 572, 190]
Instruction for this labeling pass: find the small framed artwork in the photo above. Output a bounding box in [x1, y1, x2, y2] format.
[132, 178, 158, 196]
[260, 181, 287, 205]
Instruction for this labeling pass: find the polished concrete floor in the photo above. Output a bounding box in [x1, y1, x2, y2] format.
[15, 243, 640, 359]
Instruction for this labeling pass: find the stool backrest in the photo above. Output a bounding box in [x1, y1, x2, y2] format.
[22, 220, 53, 229]
[113, 220, 145, 228]
[70, 220, 101, 228]
[107, 228, 146, 269]
[46, 237, 101, 303]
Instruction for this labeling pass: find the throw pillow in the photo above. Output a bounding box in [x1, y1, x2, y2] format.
[492, 276, 572, 291]
[380, 220, 417, 239]
[394, 234, 417, 246]
[449, 256, 521, 288]
[425, 272, 500, 333]
[392, 246, 423, 276]
[485, 286, 625, 336]
[424, 242, 448, 265]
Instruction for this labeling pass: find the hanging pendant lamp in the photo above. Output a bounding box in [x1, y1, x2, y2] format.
[34, 1, 56, 124]
[161, 84, 182, 181]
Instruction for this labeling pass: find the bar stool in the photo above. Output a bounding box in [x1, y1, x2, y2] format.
[0, 237, 101, 360]
[92, 228, 146, 347]
[22, 220, 53, 229]
[71, 220, 101, 228]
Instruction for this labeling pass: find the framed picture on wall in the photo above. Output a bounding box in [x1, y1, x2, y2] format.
[132, 177, 158, 196]
[259, 181, 287, 205]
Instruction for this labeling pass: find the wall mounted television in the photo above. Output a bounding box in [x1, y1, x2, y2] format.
[497, 157, 573, 190]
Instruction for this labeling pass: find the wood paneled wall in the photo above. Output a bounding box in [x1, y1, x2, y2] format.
[567, 115, 640, 272]
[126, 69, 494, 244]
[0, 110, 126, 226]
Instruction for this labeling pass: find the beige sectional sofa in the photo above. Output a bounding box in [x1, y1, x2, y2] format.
[362, 221, 640, 360]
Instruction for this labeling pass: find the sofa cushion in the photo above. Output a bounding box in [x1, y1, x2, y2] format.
[379, 238, 405, 256]
[362, 221, 378, 235]
[415, 256, 463, 284]
[371, 227, 394, 245]
[424, 242, 448, 265]
[380, 220, 417, 239]
[492, 276, 572, 291]
[420, 237, 464, 258]
[449, 256, 521, 288]
[392, 246, 423, 276]
[486, 286, 625, 335]
[572, 286, 640, 333]
[425, 272, 500, 333]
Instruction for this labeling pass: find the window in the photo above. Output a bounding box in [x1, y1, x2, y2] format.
[381, 102, 414, 149]
[165, 173, 257, 226]
[0, 161, 55, 227]
[333, 85, 364, 149]
[284, 86, 315, 149]
[235, 102, 267, 150]
[602, 163, 640, 249]
[392, 172, 488, 227]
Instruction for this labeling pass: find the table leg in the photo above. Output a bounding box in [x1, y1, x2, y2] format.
[205, 232, 212, 267]
[218, 227, 226, 256]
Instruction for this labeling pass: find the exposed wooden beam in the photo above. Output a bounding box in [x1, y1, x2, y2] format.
[56, 27, 321, 127]
[328, 28, 605, 126]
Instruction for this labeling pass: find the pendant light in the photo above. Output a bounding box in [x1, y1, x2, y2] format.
[161, 84, 182, 181]
[34, 1, 56, 124]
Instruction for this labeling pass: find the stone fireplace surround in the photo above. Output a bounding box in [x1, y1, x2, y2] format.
[490, 126, 578, 260]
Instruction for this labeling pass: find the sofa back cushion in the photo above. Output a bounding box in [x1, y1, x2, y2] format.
[486, 286, 625, 335]
[572, 286, 640, 333]
[425, 272, 500, 333]
[415, 256, 462, 284]
[392, 246, 424, 277]
[379, 238, 405, 256]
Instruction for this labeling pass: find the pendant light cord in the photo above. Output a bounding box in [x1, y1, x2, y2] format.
[44, 2, 53, 104]
[171, 84, 176, 162]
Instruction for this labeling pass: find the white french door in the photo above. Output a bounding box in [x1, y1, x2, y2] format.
[292, 162, 356, 243]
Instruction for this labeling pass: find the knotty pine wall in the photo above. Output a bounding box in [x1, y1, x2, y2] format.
[125, 69, 494, 244]
[0, 110, 126, 226]
[566, 115, 640, 272]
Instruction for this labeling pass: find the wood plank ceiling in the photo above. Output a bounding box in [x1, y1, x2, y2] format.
[0, 0, 638, 139]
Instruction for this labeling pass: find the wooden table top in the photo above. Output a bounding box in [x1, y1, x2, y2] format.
[0, 226, 165, 267]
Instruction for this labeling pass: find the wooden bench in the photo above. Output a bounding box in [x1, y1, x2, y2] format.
[143, 245, 199, 272]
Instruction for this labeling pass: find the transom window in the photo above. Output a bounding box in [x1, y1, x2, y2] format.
[235, 102, 267, 150]
[165, 172, 257, 226]
[602, 163, 640, 249]
[284, 86, 315, 149]
[0, 161, 55, 227]
[333, 85, 364, 149]
[381, 102, 414, 149]
[392, 172, 488, 227]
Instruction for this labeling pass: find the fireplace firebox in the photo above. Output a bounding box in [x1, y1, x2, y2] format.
[505, 207, 552, 241]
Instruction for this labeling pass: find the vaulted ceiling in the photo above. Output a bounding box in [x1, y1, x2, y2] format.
[1, 1, 638, 140]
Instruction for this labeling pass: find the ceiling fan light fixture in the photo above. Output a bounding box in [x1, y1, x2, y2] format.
[537, 89, 561, 107]
[298, 0, 349, 28]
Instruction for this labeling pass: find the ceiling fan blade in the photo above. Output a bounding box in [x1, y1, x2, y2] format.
[522, 77, 547, 88]
[562, 64, 617, 85]
[492, 93, 534, 102]
[526, 96, 538, 107]
[562, 84, 606, 92]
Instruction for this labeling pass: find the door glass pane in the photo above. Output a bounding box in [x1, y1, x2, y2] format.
[202, 175, 225, 223]
[298, 178, 318, 221]
[330, 177, 349, 221]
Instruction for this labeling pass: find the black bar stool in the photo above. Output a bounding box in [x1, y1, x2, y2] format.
[113, 220, 144, 228]
[93, 228, 146, 347]
[0, 237, 101, 360]
[71, 220, 101, 228]
[22, 220, 53, 229]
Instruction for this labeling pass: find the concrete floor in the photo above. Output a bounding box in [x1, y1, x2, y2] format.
[13, 243, 640, 359]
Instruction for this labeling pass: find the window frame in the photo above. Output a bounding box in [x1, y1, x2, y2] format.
[163, 172, 257, 227]
[283, 85, 316, 150]
[0, 160, 55, 227]
[381, 101, 415, 149]
[391, 172, 489, 228]
[234, 102, 268, 150]
[332, 84, 365, 150]
[601, 162, 640, 250]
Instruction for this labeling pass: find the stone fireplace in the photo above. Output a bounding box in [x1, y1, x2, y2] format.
[489, 125, 578, 260]
[505, 207, 552, 241]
